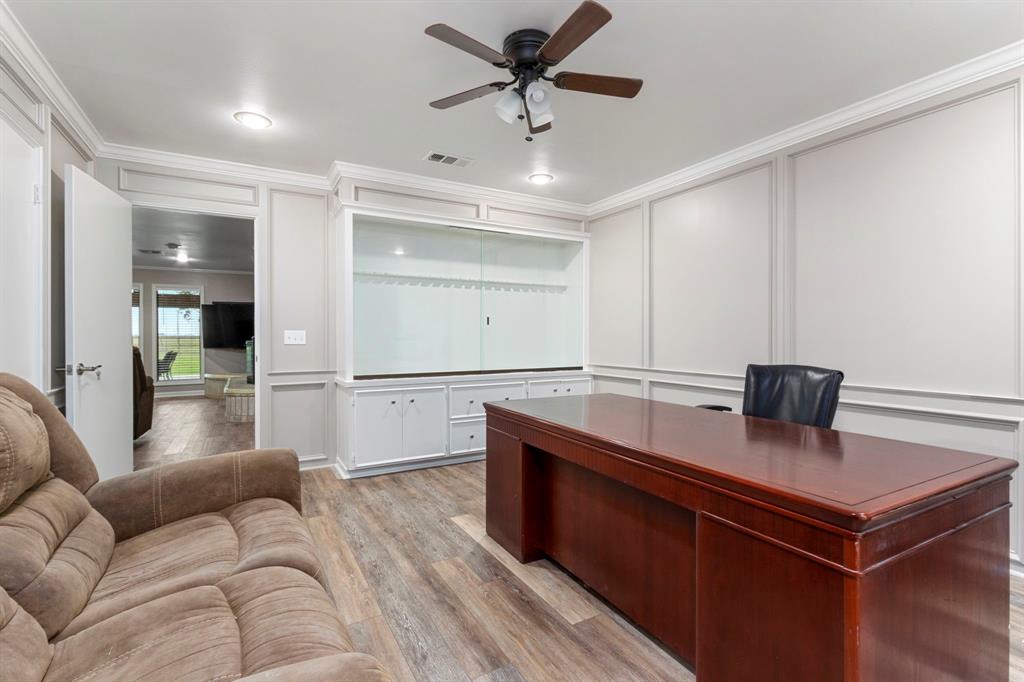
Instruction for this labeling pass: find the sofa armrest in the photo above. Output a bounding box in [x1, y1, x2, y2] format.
[86, 448, 301, 542]
[237, 653, 391, 681]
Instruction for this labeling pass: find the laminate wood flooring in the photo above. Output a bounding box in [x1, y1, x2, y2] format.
[133, 396, 254, 470]
[299, 462, 1024, 681]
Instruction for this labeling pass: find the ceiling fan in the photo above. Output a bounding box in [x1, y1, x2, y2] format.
[425, 0, 642, 140]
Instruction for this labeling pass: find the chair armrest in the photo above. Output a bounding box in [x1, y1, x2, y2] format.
[86, 448, 301, 542]
[696, 404, 733, 412]
[237, 653, 391, 682]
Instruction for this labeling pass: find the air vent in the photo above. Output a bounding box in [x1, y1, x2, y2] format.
[424, 151, 473, 168]
[137, 248, 163, 255]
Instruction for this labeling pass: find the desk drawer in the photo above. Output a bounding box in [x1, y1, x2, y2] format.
[450, 418, 486, 454]
[450, 382, 525, 418]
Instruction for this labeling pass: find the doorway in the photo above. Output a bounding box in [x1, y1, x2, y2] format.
[130, 207, 256, 469]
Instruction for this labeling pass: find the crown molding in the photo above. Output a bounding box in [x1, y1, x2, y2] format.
[99, 142, 332, 190]
[587, 39, 1024, 216]
[329, 160, 589, 217]
[0, 0, 103, 154]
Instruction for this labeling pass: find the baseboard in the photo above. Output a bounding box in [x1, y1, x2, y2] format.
[155, 389, 205, 398]
[298, 454, 331, 471]
[333, 452, 485, 480]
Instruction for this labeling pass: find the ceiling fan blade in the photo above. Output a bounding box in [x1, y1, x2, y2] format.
[425, 24, 510, 67]
[523, 105, 552, 135]
[553, 72, 643, 98]
[537, 0, 612, 66]
[429, 82, 507, 109]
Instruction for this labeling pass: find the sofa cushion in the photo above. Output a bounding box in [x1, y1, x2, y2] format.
[0, 588, 52, 682]
[44, 567, 351, 682]
[0, 477, 114, 638]
[0, 374, 98, 494]
[0, 387, 51, 513]
[58, 497, 322, 639]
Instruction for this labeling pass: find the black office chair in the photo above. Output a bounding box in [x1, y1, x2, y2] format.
[699, 364, 844, 428]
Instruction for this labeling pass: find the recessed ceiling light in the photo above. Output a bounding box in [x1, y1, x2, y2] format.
[176, 249, 189, 263]
[233, 111, 272, 129]
[528, 172, 554, 186]
[393, 247, 405, 256]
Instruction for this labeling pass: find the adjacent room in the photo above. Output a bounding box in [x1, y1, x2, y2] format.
[0, 1, 1022, 681]
[130, 207, 256, 469]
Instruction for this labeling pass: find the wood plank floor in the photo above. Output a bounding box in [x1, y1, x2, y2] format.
[133, 396, 254, 470]
[300, 462, 1024, 681]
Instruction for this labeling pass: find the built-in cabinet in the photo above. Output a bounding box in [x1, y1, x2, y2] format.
[339, 372, 591, 477]
[336, 205, 592, 477]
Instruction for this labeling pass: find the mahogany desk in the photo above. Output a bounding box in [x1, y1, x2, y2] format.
[484, 393, 1017, 681]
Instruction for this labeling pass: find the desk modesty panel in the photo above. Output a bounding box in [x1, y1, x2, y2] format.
[484, 393, 1017, 681]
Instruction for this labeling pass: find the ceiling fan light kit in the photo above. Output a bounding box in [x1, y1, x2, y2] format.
[426, 0, 642, 141]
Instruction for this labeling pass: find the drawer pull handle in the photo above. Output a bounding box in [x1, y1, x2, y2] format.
[504, 397, 509, 400]
[553, 389, 559, 392]
[566, 388, 572, 392]
[469, 400, 474, 404]
[469, 434, 475, 439]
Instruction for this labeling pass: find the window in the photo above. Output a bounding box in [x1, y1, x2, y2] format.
[131, 285, 141, 350]
[155, 287, 202, 382]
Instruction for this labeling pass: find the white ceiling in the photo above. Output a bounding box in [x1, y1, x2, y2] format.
[10, 1, 1023, 204]
[132, 207, 254, 272]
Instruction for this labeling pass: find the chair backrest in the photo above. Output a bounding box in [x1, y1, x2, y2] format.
[741, 364, 844, 428]
[132, 346, 146, 399]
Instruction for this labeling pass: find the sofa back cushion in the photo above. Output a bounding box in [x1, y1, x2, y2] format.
[0, 476, 114, 638]
[0, 374, 98, 494]
[0, 588, 52, 682]
[0, 387, 50, 513]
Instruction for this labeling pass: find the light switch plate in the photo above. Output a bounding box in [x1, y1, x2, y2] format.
[283, 330, 306, 345]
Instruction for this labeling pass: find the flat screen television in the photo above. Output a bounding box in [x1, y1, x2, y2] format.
[202, 302, 254, 349]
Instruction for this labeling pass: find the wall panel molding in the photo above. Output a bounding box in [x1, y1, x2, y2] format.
[588, 41, 1024, 215]
[119, 167, 258, 206]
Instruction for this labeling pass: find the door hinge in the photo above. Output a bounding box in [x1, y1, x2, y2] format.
[32, 184, 41, 205]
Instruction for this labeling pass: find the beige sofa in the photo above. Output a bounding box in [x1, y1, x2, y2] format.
[0, 373, 389, 682]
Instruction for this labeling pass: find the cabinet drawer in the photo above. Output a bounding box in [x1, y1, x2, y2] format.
[450, 382, 525, 417]
[561, 379, 591, 396]
[450, 418, 486, 454]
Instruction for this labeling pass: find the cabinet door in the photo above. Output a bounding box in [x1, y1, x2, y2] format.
[354, 390, 404, 467]
[401, 387, 447, 460]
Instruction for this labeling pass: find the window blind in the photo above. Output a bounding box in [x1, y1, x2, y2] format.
[156, 287, 201, 381]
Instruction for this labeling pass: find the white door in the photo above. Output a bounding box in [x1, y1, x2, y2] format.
[65, 165, 132, 479]
[354, 389, 403, 467]
[401, 387, 446, 460]
[0, 118, 43, 385]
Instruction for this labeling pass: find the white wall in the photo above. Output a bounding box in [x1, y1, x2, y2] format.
[131, 267, 254, 380]
[586, 69, 1024, 560]
[0, 115, 43, 386]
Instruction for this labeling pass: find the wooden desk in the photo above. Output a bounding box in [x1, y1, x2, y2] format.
[484, 394, 1017, 681]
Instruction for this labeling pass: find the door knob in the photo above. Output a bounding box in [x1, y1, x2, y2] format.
[76, 363, 102, 379]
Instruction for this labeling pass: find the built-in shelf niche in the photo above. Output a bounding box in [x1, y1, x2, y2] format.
[352, 214, 585, 377]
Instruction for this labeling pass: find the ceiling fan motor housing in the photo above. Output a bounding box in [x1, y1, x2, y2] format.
[502, 29, 551, 67]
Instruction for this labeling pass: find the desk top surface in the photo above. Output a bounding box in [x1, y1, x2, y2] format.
[486, 393, 1017, 527]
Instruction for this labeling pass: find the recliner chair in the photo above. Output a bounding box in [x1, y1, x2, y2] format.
[700, 364, 844, 428]
[132, 346, 154, 439]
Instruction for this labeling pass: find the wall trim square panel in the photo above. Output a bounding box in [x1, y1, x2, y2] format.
[649, 163, 774, 375]
[790, 84, 1020, 397]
